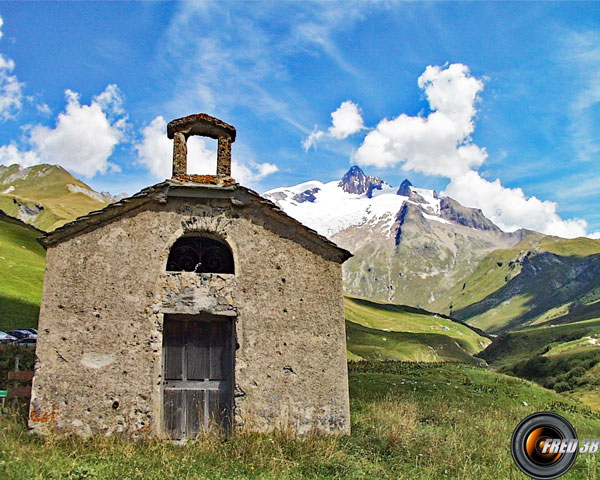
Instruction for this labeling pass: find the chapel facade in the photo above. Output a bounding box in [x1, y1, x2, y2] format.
[29, 114, 352, 439]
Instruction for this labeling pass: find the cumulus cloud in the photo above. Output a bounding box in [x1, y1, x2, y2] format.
[352, 63, 592, 239]
[0, 16, 24, 121]
[0, 143, 40, 167]
[354, 64, 486, 177]
[136, 116, 174, 178]
[0, 85, 127, 177]
[136, 116, 278, 184]
[233, 159, 279, 185]
[303, 100, 365, 150]
[136, 115, 219, 178]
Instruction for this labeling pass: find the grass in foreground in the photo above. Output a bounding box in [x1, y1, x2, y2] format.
[1, 362, 599, 479]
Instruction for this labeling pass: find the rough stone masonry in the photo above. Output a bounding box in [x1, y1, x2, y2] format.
[29, 114, 352, 438]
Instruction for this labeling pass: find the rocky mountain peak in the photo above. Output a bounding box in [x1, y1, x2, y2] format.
[397, 179, 413, 196]
[101, 191, 129, 202]
[439, 197, 501, 232]
[339, 165, 384, 198]
[396, 178, 428, 203]
[339, 166, 367, 193]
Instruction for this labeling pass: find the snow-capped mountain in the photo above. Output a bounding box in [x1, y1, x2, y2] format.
[264, 166, 445, 239]
[264, 166, 523, 307]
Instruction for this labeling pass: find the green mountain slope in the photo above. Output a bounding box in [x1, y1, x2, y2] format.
[347, 322, 487, 365]
[477, 317, 600, 410]
[0, 163, 112, 231]
[344, 295, 491, 364]
[0, 211, 46, 330]
[430, 236, 600, 333]
[478, 317, 600, 368]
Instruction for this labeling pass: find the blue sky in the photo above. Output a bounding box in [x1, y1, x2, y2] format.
[0, 2, 599, 237]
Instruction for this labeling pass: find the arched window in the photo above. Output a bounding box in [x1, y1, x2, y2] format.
[167, 236, 234, 274]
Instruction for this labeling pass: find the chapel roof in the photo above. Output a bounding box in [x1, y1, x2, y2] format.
[38, 178, 352, 264]
[39, 114, 352, 264]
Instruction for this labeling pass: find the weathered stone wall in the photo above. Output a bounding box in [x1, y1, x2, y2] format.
[30, 192, 350, 437]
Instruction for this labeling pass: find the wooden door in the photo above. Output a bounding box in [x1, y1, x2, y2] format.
[162, 315, 234, 439]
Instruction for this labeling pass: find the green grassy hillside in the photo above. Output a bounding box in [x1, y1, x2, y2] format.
[347, 321, 487, 365]
[478, 318, 600, 410]
[478, 317, 600, 367]
[532, 300, 600, 327]
[2, 361, 599, 479]
[0, 211, 45, 331]
[0, 163, 111, 232]
[430, 237, 600, 333]
[345, 296, 491, 364]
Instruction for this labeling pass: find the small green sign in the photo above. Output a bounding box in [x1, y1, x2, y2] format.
[0, 390, 7, 398]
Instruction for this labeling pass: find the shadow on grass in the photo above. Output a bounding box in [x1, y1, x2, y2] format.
[0, 293, 40, 331]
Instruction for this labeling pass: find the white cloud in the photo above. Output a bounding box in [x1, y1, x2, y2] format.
[304, 100, 365, 150]
[135, 116, 173, 178]
[232, 160, 278, 185]
[0, 143, 40, 167]
[0, 16, 24, 121]
[36, 102, 51, 116]
[352, 63, 592, 239]
[354, 64, 486, 177]
[0, 85, 127, 178]
[93, 84, 126, 118]
[136, 115, 221, 178]
[136, 115, 278, 185]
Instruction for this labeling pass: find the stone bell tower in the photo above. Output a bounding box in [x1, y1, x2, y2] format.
[167, 113, 237, 184]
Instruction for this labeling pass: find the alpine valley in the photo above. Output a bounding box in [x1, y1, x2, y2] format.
[1, 163, 600, 409]
[265, 166, 600, 333]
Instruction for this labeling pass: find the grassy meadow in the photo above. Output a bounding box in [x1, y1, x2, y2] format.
[1, 362, 600, 479]
[345, 296, 490, 365]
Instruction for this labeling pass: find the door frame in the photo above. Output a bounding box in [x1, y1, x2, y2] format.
[160, 313, 236, 439]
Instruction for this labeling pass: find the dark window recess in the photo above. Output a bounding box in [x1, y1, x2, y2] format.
[167, 237, 234, 273]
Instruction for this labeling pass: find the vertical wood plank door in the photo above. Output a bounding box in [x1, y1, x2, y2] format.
[162, 315, 234, 439]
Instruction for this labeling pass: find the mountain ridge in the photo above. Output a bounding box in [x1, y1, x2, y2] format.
[3, 162, 599, 340]
[0, 163, 113, 232]
[264, 165, 526, 307]
[264, 166, 600, 336]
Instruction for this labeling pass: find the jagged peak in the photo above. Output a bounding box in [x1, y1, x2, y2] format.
[340, 165, 366, 181]
[338, 165, 384, 197]
[397, 179, 413, 196]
